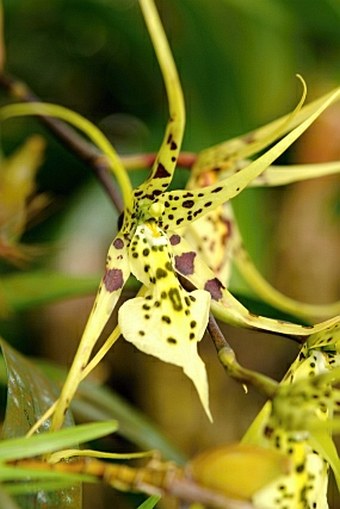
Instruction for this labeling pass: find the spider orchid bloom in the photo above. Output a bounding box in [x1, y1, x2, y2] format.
[183, 103, 340, 322]
[243, 322, 340, 509]
[1, 0, 340, 430]
[0, 135, 47, 265]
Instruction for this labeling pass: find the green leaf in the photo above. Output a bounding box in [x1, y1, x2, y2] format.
[0, 421, 118, 462]
[0, 339, 73, 438]
[136, 495, 161, 509]
[0, 465, 92, 484]
[0, 340, 116, 508]
[0, 271, 99, 313]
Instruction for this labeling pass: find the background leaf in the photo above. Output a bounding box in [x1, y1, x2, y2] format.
[0, 272, 98, 313]
[0, 339, 81, 509]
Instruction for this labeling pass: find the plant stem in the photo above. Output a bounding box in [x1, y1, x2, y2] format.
[208, 314, 278, 399]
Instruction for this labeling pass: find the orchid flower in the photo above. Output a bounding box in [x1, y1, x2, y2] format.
[183, 107, 340, 321]
[0, 135, 48, 265]
[243, 321, 340, 509]
[1, 0, 340, 431]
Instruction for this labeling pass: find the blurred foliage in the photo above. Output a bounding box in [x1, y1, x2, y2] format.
[1, 0, 340, 268]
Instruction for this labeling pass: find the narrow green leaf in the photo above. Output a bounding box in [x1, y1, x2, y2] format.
[136, 495, 161, 509]
[0, 465, 93, 484]
[0, 339, 73, 438]
[0, 421, 118, 462]
[1, 271, 99, 313]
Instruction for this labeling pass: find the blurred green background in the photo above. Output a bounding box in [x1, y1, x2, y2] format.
[0, 1, 339, 507]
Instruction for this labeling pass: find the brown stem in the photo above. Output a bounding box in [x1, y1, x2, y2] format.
[0, 72, 123, 211]
[208, 314, 278, 399]
[121, 151, 197, 169]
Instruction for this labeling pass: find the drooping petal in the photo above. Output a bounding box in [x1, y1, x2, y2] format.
[183, 194, 340, 321]
[136, 0, 185, 199]
[118, 222, 212, 420]
[231, 221, 340, 321]
[155, 87, 340, 232]
[51, 235, 131, 431]
[170, 233, 340, 337]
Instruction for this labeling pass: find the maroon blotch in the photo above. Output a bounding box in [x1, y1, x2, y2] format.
[204, 278, 224, 300]
[170, 234, 181, 245]
[103, 268, 124, 292]
[175, 252, 196, 275]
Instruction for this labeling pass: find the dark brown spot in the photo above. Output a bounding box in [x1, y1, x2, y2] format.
[170, 141, 177, 150]
[156, 268, 167, 279]
[296, 463, 305, 473]
[154, 163, 171, 178]
[167, 337, 177, 344]
[212, 186, 223, 193]
[204, 278, 224, 300]
[264, 425, 274, 438]
[175, 252, 196, 276]
[103, 268, 124, 292]
[182, 199, 195, 209]
[162, 316, 171, 324]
